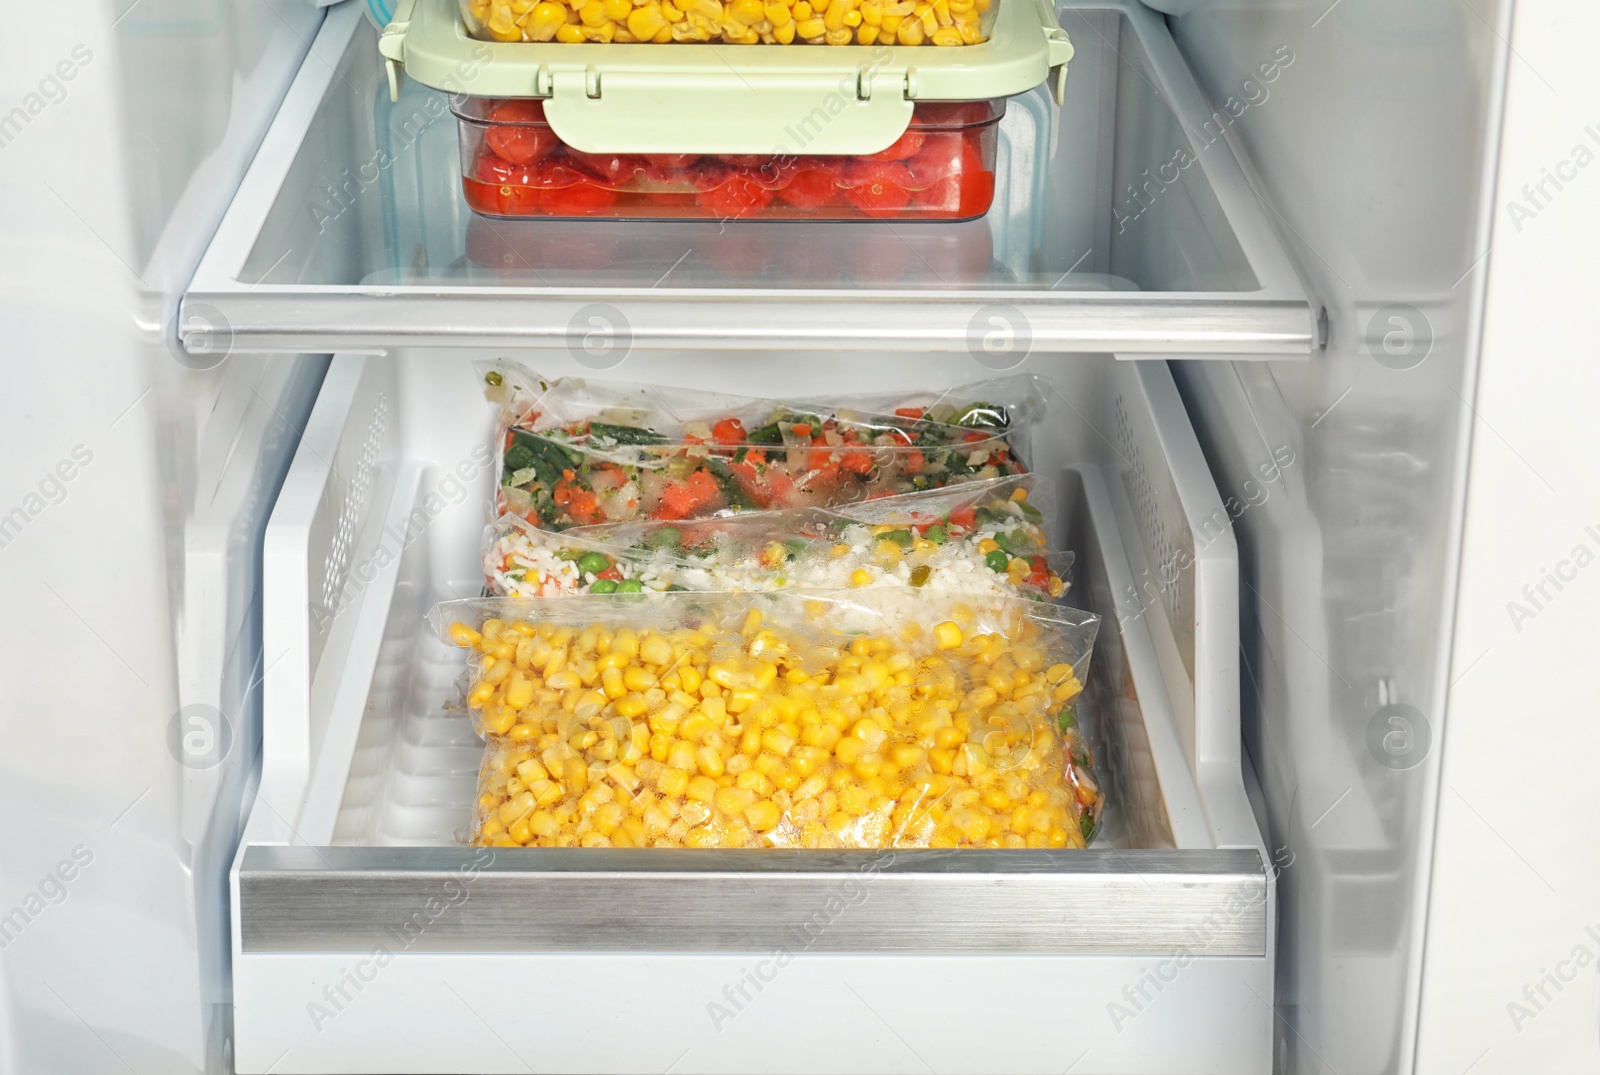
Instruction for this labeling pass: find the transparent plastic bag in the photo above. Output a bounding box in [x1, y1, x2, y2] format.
[481, 362, 1040, 527]
[430, 589, 1101, 850]
[482, 474, 1072, 602]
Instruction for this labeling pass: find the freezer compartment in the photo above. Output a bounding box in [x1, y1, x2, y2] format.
[231, 353, 1270, 1073]
[184, 0, 1316, 354]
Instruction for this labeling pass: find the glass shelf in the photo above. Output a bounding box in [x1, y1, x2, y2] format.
[185, 0, 1316, 355]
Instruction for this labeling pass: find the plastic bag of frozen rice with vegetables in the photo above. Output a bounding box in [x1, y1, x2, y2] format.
[483, 474, 1073, 602]
[481, 362, 1043, 529]
[431, 589, 1102, 850]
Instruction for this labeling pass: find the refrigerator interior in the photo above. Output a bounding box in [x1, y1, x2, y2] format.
[0, 0, 1530, 1070]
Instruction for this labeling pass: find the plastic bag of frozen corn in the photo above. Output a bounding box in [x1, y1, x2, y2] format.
[481, 473, 1072, 601]
[430, 589, 1101, 850]
[480, 361, 1045, 528]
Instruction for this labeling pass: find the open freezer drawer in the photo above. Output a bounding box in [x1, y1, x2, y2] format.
[230, 352, 1273, 1074]
[182, 0, 1317, 356]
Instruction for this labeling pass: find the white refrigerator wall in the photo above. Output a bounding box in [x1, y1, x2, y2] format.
[1420, 0, 1600, 1072]
[1165, 0, 1510, 1073]
[0, 2, 322, 1073]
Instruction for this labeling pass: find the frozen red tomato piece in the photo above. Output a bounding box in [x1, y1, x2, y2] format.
[475, 152, 524, 185]
[484, 100, 558, 165]
[700, 169, 777, 219]
[471, 154, 544, 214]
[527, 161, 620, 216]
[777, 164, 840, 209]
[675, 158, 734, 191]
[842, 160, 914, 217]
[956, 163, 996, 218]
[863, 128, 926, 162]
[904, 131, 965, 187]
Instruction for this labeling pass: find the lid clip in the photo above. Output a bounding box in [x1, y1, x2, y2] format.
[378, 0, 422, 103]
[1034, 0, 1074, 105]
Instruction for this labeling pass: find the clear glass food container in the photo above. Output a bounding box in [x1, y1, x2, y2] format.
[455, 97, 1003, 221]
[460, 0, 998, 45]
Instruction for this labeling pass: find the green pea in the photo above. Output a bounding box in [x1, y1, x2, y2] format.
[484, 370, 503, 387]
[577, 552, 611, 576]
[984, 549, 1010, 572]
[882, 529, 913, 548]
[923, 524, 949, 545]
[589, 579, 619, 594]
[617, 579, 644, 593]
[1056, 707, 1077, 731]
[910, 564, 931, 587]
[650, 527, 681, 549]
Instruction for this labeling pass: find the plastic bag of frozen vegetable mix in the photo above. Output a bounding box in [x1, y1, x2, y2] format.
[480, 362, 1042, 527]
[482, 473, 1073, 601]
[431, 589, 1101, 849]
[481, 361, 1046, 452]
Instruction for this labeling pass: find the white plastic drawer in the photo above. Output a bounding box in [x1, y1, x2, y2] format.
[232, 352, 1271, 1074]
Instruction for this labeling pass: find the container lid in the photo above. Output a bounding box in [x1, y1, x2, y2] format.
[379, 0, 1071, 154]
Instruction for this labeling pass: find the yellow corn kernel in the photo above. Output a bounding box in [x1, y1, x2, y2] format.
[856, 22, 877, 41]
[497, 791, 536, 827]
[524, 0, 567, 36]
[797, 14, 826, 35]
[674, 664, 702, 693]
[934, 621, 963, 649]
[614, 692, 650, 718]
[555, 21, 588, 39]
[546, 670, 581, 691]
[773, 19, 797, 39]
[835, 736, 867, 766]
[687, 775, 719, 802]
[745, 800, 781, 831]
[695, 745, 726, 778]
[680, 711, 714, 743]
[621, 666, 656, 693]
[658, 766, 691, 797]
[849, 568, 874, 588]
[931, 25, 961, 44]
[562, 757, 588, 796]
[716, 786, 758, 817]
[638, 633, 673, 666]
[449, 622, 483, 648]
